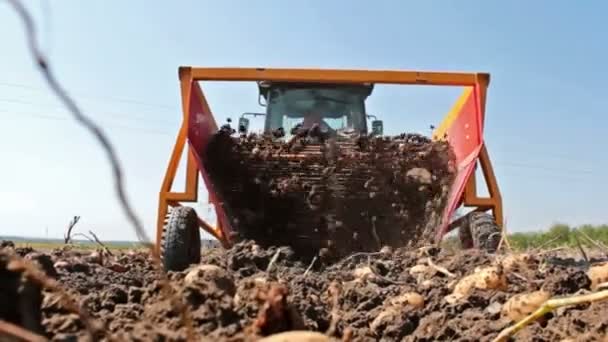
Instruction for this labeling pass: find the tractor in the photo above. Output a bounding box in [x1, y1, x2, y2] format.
[156, 67, 503, 271]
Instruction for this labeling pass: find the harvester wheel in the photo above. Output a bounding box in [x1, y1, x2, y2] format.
[458, 211, 502, 252]
[160, 206, 201, 272]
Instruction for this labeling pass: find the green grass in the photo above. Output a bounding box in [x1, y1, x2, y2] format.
[508, 223, 608, 251]
[440, 223, 608, 253]
[13, 241, 145, 251]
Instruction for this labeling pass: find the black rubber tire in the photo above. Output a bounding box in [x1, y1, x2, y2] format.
[160, 206, 201, 272]
[458, 212, 502, 252]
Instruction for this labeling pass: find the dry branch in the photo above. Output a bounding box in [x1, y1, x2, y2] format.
[426, 257, 456, 278]
[6, 1, 197, 339]
[88, 230, 114, 256]
[577, 229, 608, 257]
[63, 215, 80, 244]
[303, 256, 318, 277]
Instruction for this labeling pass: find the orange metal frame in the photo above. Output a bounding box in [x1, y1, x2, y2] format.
[156, 67, 503, 254]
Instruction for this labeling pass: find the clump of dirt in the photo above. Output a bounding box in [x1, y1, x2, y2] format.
[202, 128, 456, 261]
[2, 241, 608, 341]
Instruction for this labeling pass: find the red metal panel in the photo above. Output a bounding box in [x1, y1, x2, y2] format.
[186, 81, 233, 240]
[435, 86, 484, 240]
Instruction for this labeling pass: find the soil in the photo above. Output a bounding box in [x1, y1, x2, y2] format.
[2, 242, 607, 341]
[202, 129, 456, 261]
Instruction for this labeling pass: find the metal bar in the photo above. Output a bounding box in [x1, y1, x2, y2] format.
[188, 67, 484, 86]
[478, 144, 503, 226]
[155, 69, 194, 253]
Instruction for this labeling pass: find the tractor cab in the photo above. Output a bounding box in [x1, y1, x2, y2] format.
[238, 81, 383, 138]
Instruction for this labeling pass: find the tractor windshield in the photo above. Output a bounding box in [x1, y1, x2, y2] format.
[264, 84, 371, 138]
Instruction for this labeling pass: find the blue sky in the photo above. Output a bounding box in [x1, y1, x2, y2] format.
[1, 1, 606, 241]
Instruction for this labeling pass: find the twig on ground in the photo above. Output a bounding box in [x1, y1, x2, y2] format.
[0, 320, 48, 342]
[266, 248, 283, 273]
[492, 289, 608, 342]
[303, 256, 318, 277]
[426, 257, 456, 278]
[88, 230, 114, 256]
[510, 272, 529, 283]
[332, 252, 384, 269]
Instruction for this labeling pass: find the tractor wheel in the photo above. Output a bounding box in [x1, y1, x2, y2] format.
[458, 211, 502, 253]
[161, 206, 201, 272]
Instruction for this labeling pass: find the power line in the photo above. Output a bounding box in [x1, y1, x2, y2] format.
[495, 160, 596, 176]
[0, 81, 177, 110]
[0, 96, 177, 125]
[0, 109, 173, 136]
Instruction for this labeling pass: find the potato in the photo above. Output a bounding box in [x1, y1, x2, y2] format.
[258, 331, 330, 342]
[389, 292, 425, 309]
[500, 253, 532, 272]
[352, 266, 377, 282]
[445, 266, 507, 303]
[409, 264, 430, 276]
[502, 290, 550, 322]
[587, 262, 608, 290]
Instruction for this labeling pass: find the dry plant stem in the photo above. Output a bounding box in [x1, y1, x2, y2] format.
[499, 217, 513, 252]
[530, 233, 564, 253]
[573, 231, 590, 266]
[492, 289, 608, 342]
[64, 216, 81, 244]
[303, 256, 318, 277]
[70, 233, 96, 245]
[577, 229, 608, 257]
[333, 252, 384, 268]
[6, 0, 151, 248]
[537, 246, 567, 256]
[89, 230, 114, 256]
[266, 248, 282, 273]
[6, 1, 197, 340]
[6, 259, 101, 341]
[0, 320, 49, 342]
[426, 257, 456, 278]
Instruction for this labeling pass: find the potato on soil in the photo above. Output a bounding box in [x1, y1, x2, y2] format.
[389, 292, 425, 309]
[587, 262, 608, 290]
[445, 265, 507, 303]
[499, 253, 533, 272]
[183, 264, 236, 296]
[371, 292, 425, 333]
[352, 266, 378, 282]
[501, 290, 550, 322]
[257, 330, 331, 342]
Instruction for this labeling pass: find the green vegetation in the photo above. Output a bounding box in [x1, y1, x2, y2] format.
[12, 240, 144, 251]
[508, 223, 608, 251]
[440, 223, 608, 252]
